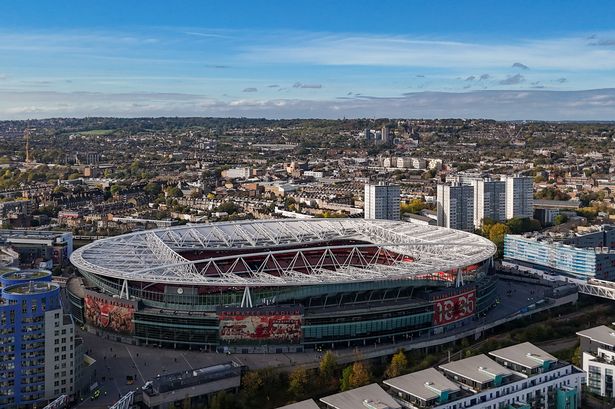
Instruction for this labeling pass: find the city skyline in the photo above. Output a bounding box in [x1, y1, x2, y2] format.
[1, 1, 615, 119]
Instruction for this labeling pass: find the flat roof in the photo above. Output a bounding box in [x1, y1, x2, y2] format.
[320, 383, 402, 409]
[147, 362, 242, 395]
[489, 342, 556, 370]
[277, 399, 320, 409]
[439, 354, 512, 385]
[2, 281, 59, 295]
[384, 367, 460, 402]
[0, 230, 70, 240]
[577, 325, 615, 348]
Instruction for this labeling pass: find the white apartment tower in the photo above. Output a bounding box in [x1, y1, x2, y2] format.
[364, 182, 400, 220]
[437, 184, 475, 232]
[471, 179, 506, 229]
[503, 175, 534, 219]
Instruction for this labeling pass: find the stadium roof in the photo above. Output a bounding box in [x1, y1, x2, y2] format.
[70, 219, 496, 286]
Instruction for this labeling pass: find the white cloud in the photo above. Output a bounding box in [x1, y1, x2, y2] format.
[243, 32, 615, 70]
[1, 89, 614, 120]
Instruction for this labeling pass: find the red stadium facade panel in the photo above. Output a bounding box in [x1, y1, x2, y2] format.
[432, 288, 476, 326]
[84, 289, 137, 334]
[218, 306, 303, 344]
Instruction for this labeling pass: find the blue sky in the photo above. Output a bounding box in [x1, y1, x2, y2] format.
[1, 1, 615, 119]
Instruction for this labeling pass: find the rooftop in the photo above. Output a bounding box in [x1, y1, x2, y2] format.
[145, 361, 242, 396]
[439, 354, 512, 385]
[384, 367, 460, 402]
[70, 219, 496, 286]
[489, 342, 556, 370]
[1, 269, 51, 281]
[277, 399, 320, 409]
[577, 325, 615, 348]
[2, 281, 59, 295]
[320, 383, 402, 409]
[0, 229, 71, 241]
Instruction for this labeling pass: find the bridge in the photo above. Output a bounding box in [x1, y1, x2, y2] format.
[578, 278, 615, 300]
[531, 273, 615, 301]
[42, 395, 67, 409]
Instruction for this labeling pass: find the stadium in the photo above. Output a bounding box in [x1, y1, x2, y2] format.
[68, 219, 497, 352]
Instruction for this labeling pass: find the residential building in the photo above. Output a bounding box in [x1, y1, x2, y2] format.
[384, 342, 582, 409]
[85, 152, 100, 165]
[436, 184, 474, 232]
[383, 157, 396, 168]
[471, 179, 506, 229]
[221, 167, 252, 179]
[0, 269, 84, 408]
[278, 400, 320, 409]
[382, 126, 392, 144]
[577, 325, 615, 398]
[503, 229, 615, 280]
[321, 383, 402, 409]
[303, 170, 324, 179]
[428, 159, 443, 171]
[364, 182, 400, 220]
[0, 230, 74, 267]
[397, 157, 413, 169]
[533, 200, 581, 225]
[503, 175, 534, 219]
[411, 158, 427, 170]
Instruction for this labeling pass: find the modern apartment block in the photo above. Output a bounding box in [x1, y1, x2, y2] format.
[471, 179, 506, 229]
[387, 342, 582, 409]
[283, 342, 583, 409]
[0, 269, 87, 408]
[503, 175, 534, 219]
[364, 182, 400, 220]
[503, 227, 615, 280]
[577, 325, 615, 399]
[436, 184, 475, 232]
[0, 230, 74, 267]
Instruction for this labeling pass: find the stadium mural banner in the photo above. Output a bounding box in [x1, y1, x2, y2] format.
[218, 305, 302, 344]
[431, 288, 476, 326]
[84, 289, 137, 334]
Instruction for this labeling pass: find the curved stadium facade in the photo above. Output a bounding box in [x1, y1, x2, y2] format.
[68, 219, 497, 352]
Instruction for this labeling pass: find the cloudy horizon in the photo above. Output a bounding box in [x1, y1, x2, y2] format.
[1, 2, 614, 120]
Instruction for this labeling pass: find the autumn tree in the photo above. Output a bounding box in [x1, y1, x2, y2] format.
[488, 223, 510, 257]
[340, 361, 372, 391]
[384, 350, 409, 378]
[241, 370, 263, 396]
[288, 366, 310, 398]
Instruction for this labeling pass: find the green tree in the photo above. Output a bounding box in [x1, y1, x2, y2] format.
[319, 351, 337, 382]
[165, 186, 184, 198]
[110, 184, 121, 196]
[216, 201, 240, 214]
[571, 345, 581, 367]
[340, 365, 353, 391]
[553, 214, 569, 225]
[144, 182, 162, 196]
[384, 350, 409, 378]
[506, 217, 541, 234]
